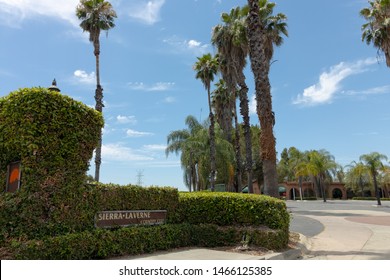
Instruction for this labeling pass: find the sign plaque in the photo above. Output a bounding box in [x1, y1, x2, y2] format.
[95, 210, 167, 228]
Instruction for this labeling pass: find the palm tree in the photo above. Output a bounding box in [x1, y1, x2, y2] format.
[361, 0, 390, 67]
[380, 165, 390, 197]
[212, 6, 254, 193]
[212, 79, 234, 142]
[306, 150, 338, 202]
[166, 115, 235, 191]
[246, 0, 288, 197]
[166, 115, 203, 192]
[360, 152, 388, 205]
[193, 53, 219, 191]
[345, 161, 371, 197]
[76, 0, 117, 182]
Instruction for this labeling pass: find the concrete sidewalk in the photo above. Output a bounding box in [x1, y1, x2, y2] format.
[117, 244, 304, 260]
[301, 209, 390, 260]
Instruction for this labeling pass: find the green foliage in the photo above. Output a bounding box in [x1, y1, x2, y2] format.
[352, 197, 390, 201]
[0, 183, 179, 241]
[0, 87, 104, 239]
[10, 223, 286, 259]
[173, 192, 290, 231]
[0, 87, 103, 191]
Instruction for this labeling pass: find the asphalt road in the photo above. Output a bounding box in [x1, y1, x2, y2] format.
[286, 199, 390, 237]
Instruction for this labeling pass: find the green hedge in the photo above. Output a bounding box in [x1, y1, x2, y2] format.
[9, 223, 286, 260]
[0, 87, 103, 240]
[0, 87, 103, 192]
[0, 184, 179, 241]
[173, 192, 290, 231]
[352, 197, 390, 201]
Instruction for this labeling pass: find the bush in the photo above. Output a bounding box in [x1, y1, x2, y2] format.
[0, 183, 179, 241]
[0, 87, 103, 240]
[0, 87, 103, 192]
[352, 197, 390, 201]
[10, 223, 286, 260]
[173, 192, 290, 231]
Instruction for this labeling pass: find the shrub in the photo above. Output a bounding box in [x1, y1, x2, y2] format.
[10, 223, 286, 260]
[173, 192, 290, 231]
[352, 197, 390, 201]
[0, 87, 103, 239]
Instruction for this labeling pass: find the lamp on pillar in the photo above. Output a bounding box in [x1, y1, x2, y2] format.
[48, 79, 61, 92]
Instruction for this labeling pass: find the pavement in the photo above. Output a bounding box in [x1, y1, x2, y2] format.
[117, 200, 390, 260]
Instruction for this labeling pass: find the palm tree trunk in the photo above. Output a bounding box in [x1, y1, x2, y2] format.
[246, 0, 278, 197]
[237, 76, 253, 193]
[208, 89, 216, 191]
[234, 101, 243, 192]
[298, 175, 303, 200]
[320, 176, 326, 202]
[373, 172, 381, 206]
[359, 176, 364, 197]
[94, 39, 103, 182]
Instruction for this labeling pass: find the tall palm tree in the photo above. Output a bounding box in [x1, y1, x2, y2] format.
[246, 0, 288, 197]
[360, 152, 388, 205]
[76, 0, 117, 182]
[361, 0, 390, 67]
[193, 54, 219, 191]
[212, 79, 234, 142]
[212, 6, 254, 193]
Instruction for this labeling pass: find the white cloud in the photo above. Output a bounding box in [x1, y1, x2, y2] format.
[74, 70, 95, 85]
[102, 143, 153, 162]
[249, 94, 257, 115]
[0, 0, 79, 27]
[143, 144, 166, 151]
[293, 58, 377, 106]
[126, 129, 154, 137]
[128, 0, 165, 25]
[163, 96, 176, 103]
[117, 115, 137, 124]
[163, 36, 210, 55]
[128, 82, 175, 91]
[342, 85, 390, 96]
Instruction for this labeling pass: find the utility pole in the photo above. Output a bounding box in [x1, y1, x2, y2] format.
[136, 170, 144, 186]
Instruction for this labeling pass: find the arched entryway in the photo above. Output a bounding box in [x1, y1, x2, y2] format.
[289, 188, 299, 200]
[332, 188, 343, 199]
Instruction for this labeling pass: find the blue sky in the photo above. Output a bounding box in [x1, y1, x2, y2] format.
[1, 0, 389, 191]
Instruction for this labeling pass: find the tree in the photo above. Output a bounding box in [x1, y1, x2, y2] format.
[211, 79, 234, 142]
[212, 6, 254, 193]
[360, 152, 388, 205]
[76, 0, 117, 182]
[166, 115, 202, 192]
[246, 0, 288, 197]
[345, 161, 371, 197]
[379, 165, 390, 197]
[305, 150, 338, 202]
[193, 53, 219, 191]
[361, 0, 390, 67]
[166, 115, 234, 192]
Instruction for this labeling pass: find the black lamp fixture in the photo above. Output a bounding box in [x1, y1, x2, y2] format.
[48, 78, 61, 92]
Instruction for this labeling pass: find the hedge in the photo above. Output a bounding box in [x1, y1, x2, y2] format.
[352, 197, 390, 201]
[9, 223, 287, 260]
[173, 192, 290, 231]
[0, 184, 179, 241]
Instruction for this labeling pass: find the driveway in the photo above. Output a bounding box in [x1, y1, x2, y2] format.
[286, 200, 390, 260]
